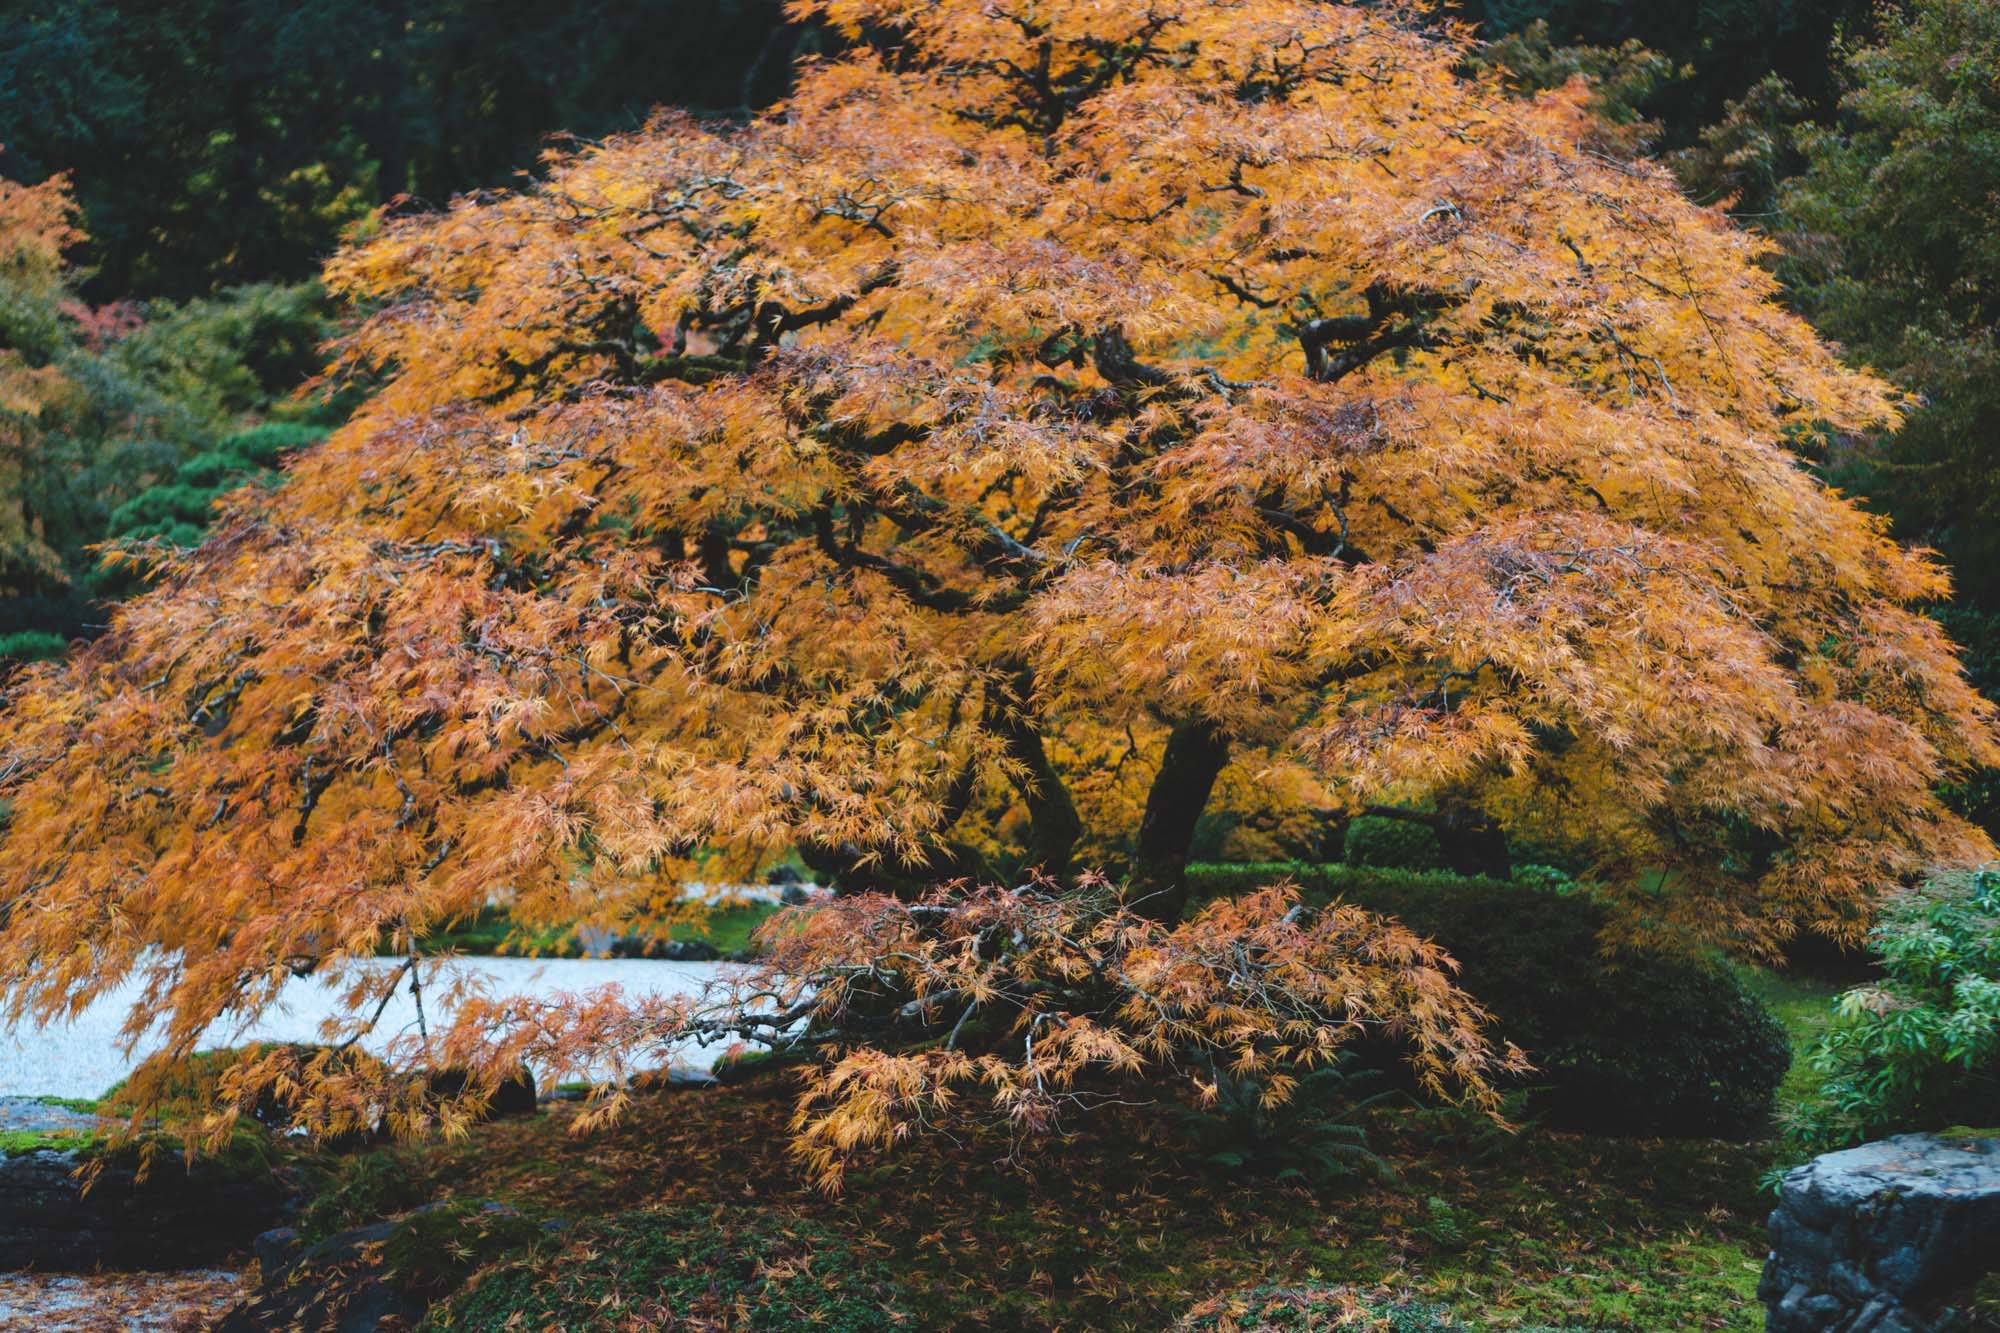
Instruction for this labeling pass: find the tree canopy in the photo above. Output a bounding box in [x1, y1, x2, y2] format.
[0, 0, 1993, 1155]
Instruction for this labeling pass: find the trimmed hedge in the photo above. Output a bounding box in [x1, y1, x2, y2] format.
[1341, 815, 1446, 871]
[1187, 864, 1790, 1139]
[434, 1205, 912, 1331]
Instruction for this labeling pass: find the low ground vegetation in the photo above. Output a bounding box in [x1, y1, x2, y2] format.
[292, 1062, 1779, 1331]
[28, 856, 1999, 1328]
[1787, 865, 2000, 1151]
[150, 857, 1889, 1330]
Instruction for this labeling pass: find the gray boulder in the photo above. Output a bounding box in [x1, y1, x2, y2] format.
[214, 1199, 552, 1332]
[1761, 1133, 2000, 1332]
[0, 1096, 297, 1269]
[0, 1144, 295, 1268]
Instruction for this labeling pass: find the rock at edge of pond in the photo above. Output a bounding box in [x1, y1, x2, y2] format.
[1760, 1132, 2000, 1333]
[0, 1098, 299, 1270]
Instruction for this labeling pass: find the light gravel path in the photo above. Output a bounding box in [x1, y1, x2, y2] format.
[0, 956, 734, 1102]
[0, 1270, 249, 1332]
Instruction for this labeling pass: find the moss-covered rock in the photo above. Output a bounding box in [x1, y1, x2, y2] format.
[384, 1198, 550, 1301]
[0, 1124, 293, 1269]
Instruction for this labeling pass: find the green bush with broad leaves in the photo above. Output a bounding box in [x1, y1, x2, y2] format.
[1187, 864, 1791, 1138]
[1792, 865, 2000, 1150]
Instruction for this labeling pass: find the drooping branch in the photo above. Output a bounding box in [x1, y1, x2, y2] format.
[442, 879, 1525, 1191]
[1360, 802, 1513, 880]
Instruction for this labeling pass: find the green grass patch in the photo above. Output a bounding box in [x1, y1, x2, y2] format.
[1732, 966, 1844, 1119]
[0, 1127, 97, 1157]
[32, 1095, 103, 1115]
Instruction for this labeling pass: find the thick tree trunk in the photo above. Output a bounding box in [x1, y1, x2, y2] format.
[988, 668, 1084, 878]
[1128, 719, 1230, 923]
[1436, 805, 1511, 880]
[996, 717, 1084, 877]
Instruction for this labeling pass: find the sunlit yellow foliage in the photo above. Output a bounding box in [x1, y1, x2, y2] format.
[0, 0, 1992, 1147]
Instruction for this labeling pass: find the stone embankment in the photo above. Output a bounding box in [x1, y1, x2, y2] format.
[1762, 1132, 2000, 1332]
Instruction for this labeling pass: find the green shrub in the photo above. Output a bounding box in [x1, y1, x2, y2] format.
[172, 450, 259, 491]
[433, 1205, 913, 1331]
[1792, 865, 2000, 1149]
[0, 629, 69, 661]
[106, 483, 224, 538]
[1511, 863, 1581, 896]
[1341, 815, 1445, 871]
[1173, 1055, 1395, 1186]
[1187, 864, 1791, 1138]
[215, 421, 326, 468]
[98, 283, 334, 429]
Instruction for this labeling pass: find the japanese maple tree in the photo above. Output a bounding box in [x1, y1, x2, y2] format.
[1, 0, 1992, 1165]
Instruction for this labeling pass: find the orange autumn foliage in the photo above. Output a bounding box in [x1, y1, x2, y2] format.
[0, 0, 1994, 1160]
[440, 879, 1525, 1190]
[0, 172, 85, 592]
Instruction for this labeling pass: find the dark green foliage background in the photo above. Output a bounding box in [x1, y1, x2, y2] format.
[0, 1, 807, 299]
[1188, 864, 1793, 1139]
[1446, 0, 1873, 132]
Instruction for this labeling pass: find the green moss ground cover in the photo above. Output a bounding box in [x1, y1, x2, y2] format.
[119, 864, 1863, 1329]
[296, 1063, 1782, 1331]
[1733, 967, 1844, 1114]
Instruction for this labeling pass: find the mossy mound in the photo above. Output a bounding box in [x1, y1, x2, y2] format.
[384, 1199, 550, 1302]
[1187, 864, 1791, 1139]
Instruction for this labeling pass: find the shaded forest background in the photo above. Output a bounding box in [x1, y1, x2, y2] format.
[1, 0, 1994, 824]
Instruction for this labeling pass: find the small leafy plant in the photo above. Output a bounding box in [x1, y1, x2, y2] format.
[1175, 1054, 1396, 1186]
